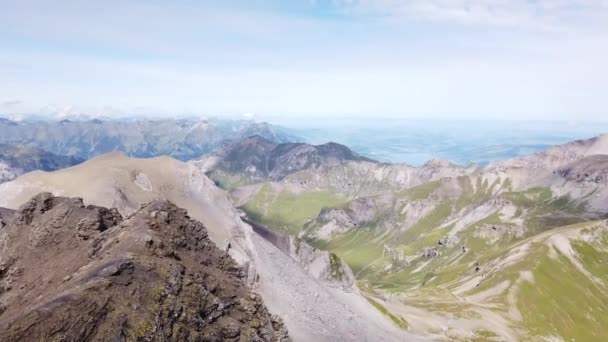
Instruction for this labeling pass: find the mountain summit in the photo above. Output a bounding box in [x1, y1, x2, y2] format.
[198, 135, 376, 184]
[0, 193, 289, 341]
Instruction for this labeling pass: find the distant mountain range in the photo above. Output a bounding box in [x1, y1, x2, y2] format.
[0, 117, 299, 161]
[2, 119, 608, 341]
[0, 144, 83, 183]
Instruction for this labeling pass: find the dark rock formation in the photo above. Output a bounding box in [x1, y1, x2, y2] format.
[555, 155, 608, 185]
[0, 208, 14, 228]
[208, 135, 376, 181]
[0, 193, 289, 341]
[423, 248, 440, 258]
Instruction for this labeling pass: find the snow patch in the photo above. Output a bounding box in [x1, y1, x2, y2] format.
[134, 172, 152, 192]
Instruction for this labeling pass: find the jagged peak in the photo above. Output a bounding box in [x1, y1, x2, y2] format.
[14, 192, 122, 229]
[16, 192, 82, 223]
[423, 159, 457, 168]
[241, 134, 277, 146]
[0, 193, 289, 341]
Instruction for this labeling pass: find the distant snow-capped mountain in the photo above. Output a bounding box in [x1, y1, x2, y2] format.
[0, 117, 300, 161]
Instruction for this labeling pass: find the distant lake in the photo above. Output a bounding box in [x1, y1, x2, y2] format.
[272, 119, 608, 166]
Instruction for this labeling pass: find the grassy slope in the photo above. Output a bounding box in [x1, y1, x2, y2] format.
[236, 173, 605, 339]
[208, 170, 249, 190]
[240, 183, 346, 235]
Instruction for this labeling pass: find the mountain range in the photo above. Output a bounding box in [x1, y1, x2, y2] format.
[0, 144, 83, 183]
[1, 124, 607, 341]
[198, 133, 608, 341]
[0, 118, 298, 161]
[0, 151, 408, 341]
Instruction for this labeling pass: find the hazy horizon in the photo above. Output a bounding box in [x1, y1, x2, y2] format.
[2, 113, 607, 166]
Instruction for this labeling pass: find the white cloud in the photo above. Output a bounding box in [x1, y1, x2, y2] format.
[1, 99, 22, 107]
[335, 0, 608, 33]
[0, 1, 607, 120]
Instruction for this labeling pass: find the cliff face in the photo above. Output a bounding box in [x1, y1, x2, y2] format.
[0, 193, 288, 341]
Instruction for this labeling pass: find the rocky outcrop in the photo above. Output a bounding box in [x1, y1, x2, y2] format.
[0, 208, 14, 228]
[555, 155, 608, 185]
[0, 193, 288, 341]
[307, 194, 395, 234]
[200, 135, 376, 183]
[316, 208, 358, 229]
[244, 217, 355, 290]
[288, 238, 355, 290]
[0, 162, 18, 184]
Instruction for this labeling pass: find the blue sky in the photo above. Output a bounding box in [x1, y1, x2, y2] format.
[1, 0, 607, 120]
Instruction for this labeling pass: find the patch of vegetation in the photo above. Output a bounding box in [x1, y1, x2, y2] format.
[503, 187, 552, 207]
[241, 186, 346, 235]
[365, 296, 409, 329]
[208, 170, 249, 190]
[329, 252, 345, 281]
[517, 242, 608, 341]
[454, 176, 493, 211]
[501, 187, 590, 236]
[397, 202, 453, 244]
[311, 228, 385, 277]
[397, 180, 442, 200]
[471, 329, 500, 341]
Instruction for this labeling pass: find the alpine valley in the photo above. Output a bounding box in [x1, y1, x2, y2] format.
[197, 133, 608, 341]
[1, 117, 608, 341]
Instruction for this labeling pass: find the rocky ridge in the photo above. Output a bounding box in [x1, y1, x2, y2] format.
[0, 193, 288, 341]
[0, 153, 409, 341]
[197, 135, 375, 184]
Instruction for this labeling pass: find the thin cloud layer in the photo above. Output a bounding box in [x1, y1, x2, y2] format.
[335, 0, 608, 32]
[0, 1, 606, 120]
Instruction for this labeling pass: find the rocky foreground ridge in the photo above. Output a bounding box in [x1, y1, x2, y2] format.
[0, 193, 288, 341]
